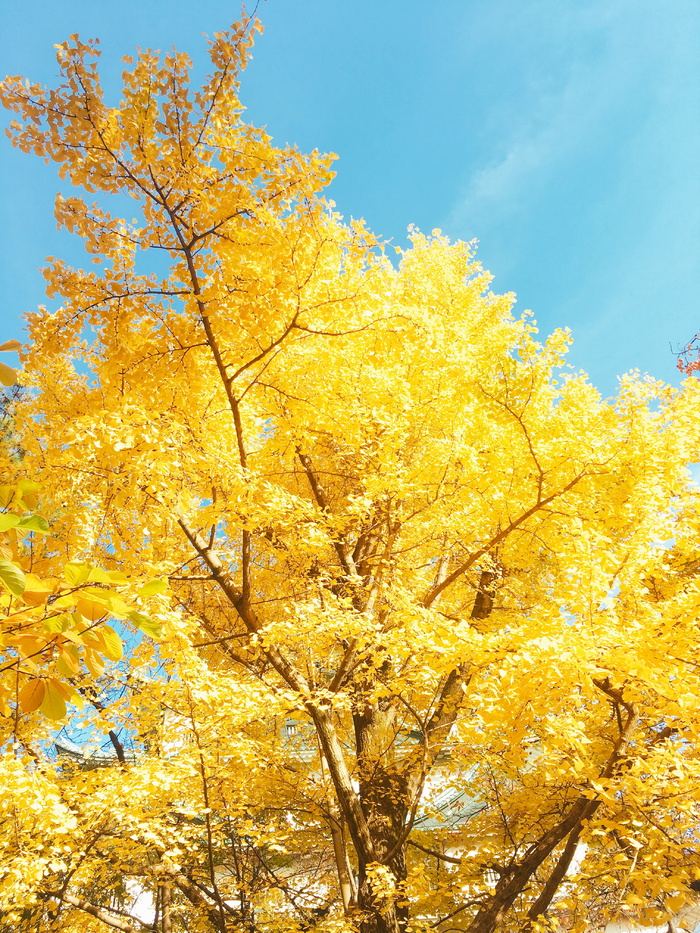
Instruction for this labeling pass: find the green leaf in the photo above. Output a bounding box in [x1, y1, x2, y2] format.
[40, 680, 67, 720]
[17, 514, 50, 534]
[127, 610, 162, 638]
[139, 578, 168, 597]
[0, 558, 26, 596]
[0, 513, 20, 532]
[99, 624, 123, 661]
[65, 562, 92, 586]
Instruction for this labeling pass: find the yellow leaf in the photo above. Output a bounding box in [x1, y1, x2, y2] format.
[56, 644, 80, 675]
[0, 361, 17, 386]
[97, 624, 123, 661]
[84, 647, 105, 678]
[40, 679, 67, 720]
[76, 597, 106, 622]
[18, 679, 45, 712]
[64, 562, 92, 586]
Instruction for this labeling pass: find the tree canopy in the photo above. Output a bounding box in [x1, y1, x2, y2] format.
[2, 15, 700, 933]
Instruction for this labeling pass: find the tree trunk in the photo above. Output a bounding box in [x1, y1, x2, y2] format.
[354, 702, 410, 933]
[329, 813, 356, 913]
[161, 882, 172, 933]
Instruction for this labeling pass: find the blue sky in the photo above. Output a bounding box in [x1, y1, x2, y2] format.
[0, 0, 698, 396]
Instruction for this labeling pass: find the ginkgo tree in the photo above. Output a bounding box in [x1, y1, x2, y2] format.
[0, 366, 162, 735]
[2, 13, 700, 933]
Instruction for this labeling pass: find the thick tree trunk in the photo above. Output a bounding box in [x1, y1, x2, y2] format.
[355, 809, 408, 933]
[353, 702, 410, 933]
[355, 835, 407, 933]
[336, 571, 500, 933]
[356, 874, 404, 933]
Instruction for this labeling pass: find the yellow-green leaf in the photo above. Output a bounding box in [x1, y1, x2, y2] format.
[0, 513, 19, 532]
[65, 562, 92, 586]
[139, 578, 168, 597]
[105, 594, 133, 618]
[0, 558, 26, 596]
[106, 570, 128, 583]
[127, 609, 162, 638]
[17, 514, 50, 534]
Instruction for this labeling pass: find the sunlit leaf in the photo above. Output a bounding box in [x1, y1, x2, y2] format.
[64, 563, 92, 586]
[18, 679, 45, 712]
[56, 644, 80, 676]
[40, 679, 67, 720]
[98, 624, 123, 661]
[139, 578, 168, 597]
[0, 558, 25, 596]
[83, 647, 105, 678]
[17, 514, 50, 534]
[87, 567, 115, 584]
[75, 597, 106, 622]
[0, 361, 16, 387]
[127, 610, 162, 638]
[0, 514, 19, 532]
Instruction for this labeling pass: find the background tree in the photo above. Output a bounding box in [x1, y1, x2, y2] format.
[678, 332, 700, 374]
[2, 14, 700, 933]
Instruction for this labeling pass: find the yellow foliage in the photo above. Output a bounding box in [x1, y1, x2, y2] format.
[1, 12, 700, 933]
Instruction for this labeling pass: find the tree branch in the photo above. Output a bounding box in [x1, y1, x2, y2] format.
[423, 473, 585, 608]
[468, 687, 639, 933]
[44, 892, 145, 933]
[408, 838, 463, 865]
[297, 449, 358, 578]
[176, 512, 309, 694]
